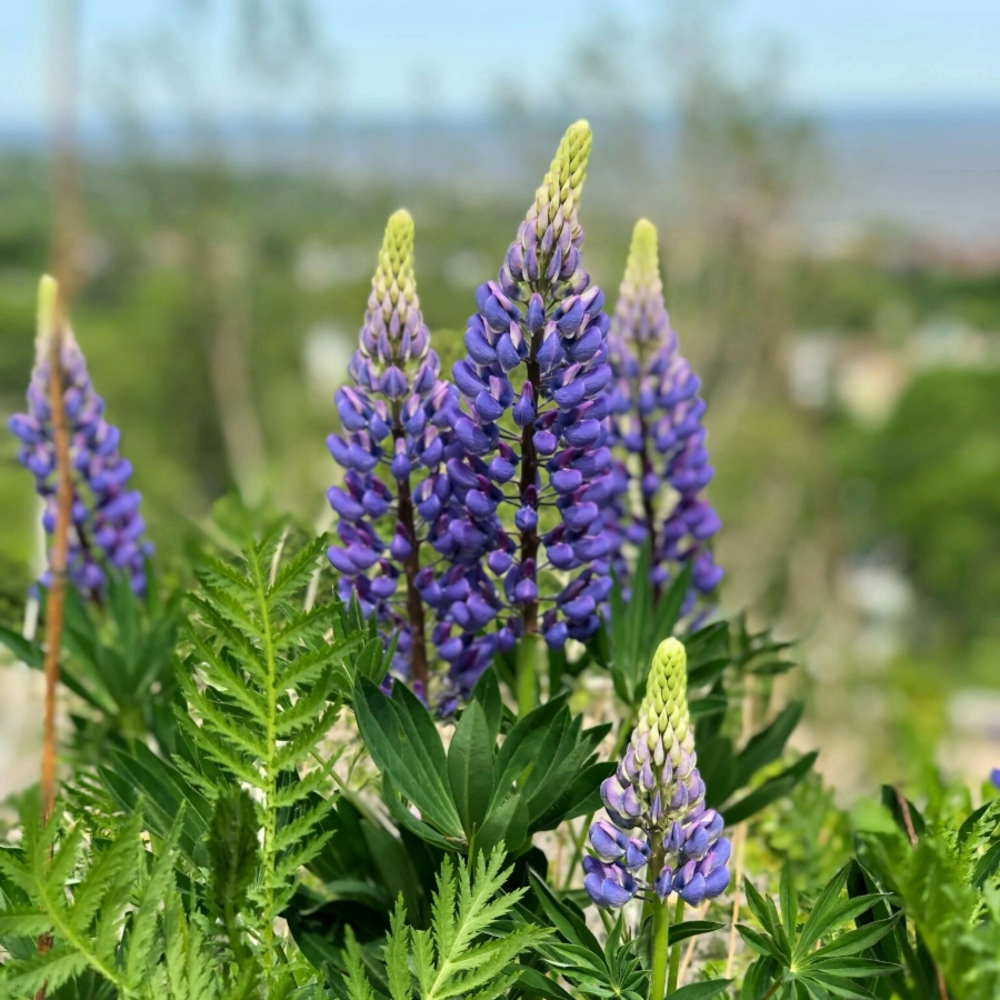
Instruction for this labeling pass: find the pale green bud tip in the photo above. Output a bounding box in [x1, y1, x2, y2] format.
[37, 275, 58, 339]
[623, 218, 662, 292]
[646, 637, 688, 713]
[537, 120, 592, 225]
[373, 209, 417, 309]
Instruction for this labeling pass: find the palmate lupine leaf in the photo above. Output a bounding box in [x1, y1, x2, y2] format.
[737, 864, 900, 1000]
[0, 802, 202, 1000]
[343, 848, 548, 1000]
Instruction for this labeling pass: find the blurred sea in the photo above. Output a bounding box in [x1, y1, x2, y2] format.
[2, 105, 998, 253]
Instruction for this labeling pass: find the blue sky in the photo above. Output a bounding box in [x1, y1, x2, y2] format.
[1, 0, 998, 127]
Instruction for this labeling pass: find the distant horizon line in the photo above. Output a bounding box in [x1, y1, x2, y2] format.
[2, 98, 1000, 140]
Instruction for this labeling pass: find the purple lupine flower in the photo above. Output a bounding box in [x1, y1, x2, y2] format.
[606, 220, 722, 612]
[584, 638, 731, 908]
[326, 210, 455, 697]
[429, 121, 618, 696]
[7, 276, 152, 601]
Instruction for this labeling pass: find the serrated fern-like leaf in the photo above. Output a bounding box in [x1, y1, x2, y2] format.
[0, 803, 199, 1000]
[343, 847, 548, 1000]
[181, 530, 369, 992]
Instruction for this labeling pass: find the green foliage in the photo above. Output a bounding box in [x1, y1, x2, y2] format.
[521, 874, 727, 1000]
[854, 791, 1000, 1000]
[172, 523, 380, 991]
[341, 848, 548, 1000]
[353, 669, 613, 857]
[595, 550, 693, 707]
[0, 798, 214, 1000]
[0, 569, 183, 759]
[690, 618, 814, 827]
[839, 367, 1000, 643]
[737, 864, 899, 999]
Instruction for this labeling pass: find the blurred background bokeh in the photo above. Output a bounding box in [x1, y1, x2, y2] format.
[1, 0, 998, 797]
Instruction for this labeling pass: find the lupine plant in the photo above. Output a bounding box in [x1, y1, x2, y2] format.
[2, 120, 995, 1000]
[326, 209, 454, 699]
[606, 220, 722, 613]
[8, 277, 153, 602]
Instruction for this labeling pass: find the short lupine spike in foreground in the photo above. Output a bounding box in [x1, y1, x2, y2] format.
[326, 210, 455, 696]
[8, 276, 153, 601]
[607, 219, 723, 610]
[428, 120, 617, 698]
[584, 637, 731, 908]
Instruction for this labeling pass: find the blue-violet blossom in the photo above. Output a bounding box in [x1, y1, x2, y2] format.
[606, 220, 723, 611]
[584, 637, 731, 908]
[428, 120, 617, 696]
[326, 210, 454, 695]
[8, 276, 152, 601]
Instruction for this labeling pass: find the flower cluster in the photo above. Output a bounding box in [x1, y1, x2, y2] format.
[427, 120, 617, 696]
[8, 277, 152, 601]
[606, 220, 722, 609]
[325, 210, 454, 694]
[584, 637, 730, 907]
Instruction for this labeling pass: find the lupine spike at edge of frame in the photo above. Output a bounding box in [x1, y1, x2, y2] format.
[607, 219, 723, 611]
[584, 637, 731, 908]
[8, 277, 153, 603]
[326, 208, 455, 697]
[429, 119, 618, 698]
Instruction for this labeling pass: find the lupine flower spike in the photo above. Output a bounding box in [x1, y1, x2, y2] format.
[607, 220, 722, 611]
[584, 637, 731, 908]
[326, 209, 454, 696]
[430, 120, 617, 697]
[8, 276, 153, 602]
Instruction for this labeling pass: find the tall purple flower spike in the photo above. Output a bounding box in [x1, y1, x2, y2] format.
[606, 219, 723, 611]
[325, 210, 454, 697]
[430, 120, 617, 697]
[584, 638, 731, 908]
[8, 276, 153, 602]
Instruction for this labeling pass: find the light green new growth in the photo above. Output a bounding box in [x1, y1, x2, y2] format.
[636, 637, 694, 759]
[343, 847, 549, 1000]
[373, 208, 418, 320]
[532, 119, 592, 236]
[622, 219, 663, 299]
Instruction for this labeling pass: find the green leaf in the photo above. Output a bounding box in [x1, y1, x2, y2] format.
[668, 981, 733, 1000]
[448, 700, 495, 837]
[476, 793, 528, 858]
[734, 703, 804, 788]
[354, 676, 464, 839]
[0, 625, 42, 669]
[722, 752, 818, 825]
[208, 787, 261, 916]
[780, 866, 797, 940]
[669, 920, 726, 945]
[804, 916, 901, 962]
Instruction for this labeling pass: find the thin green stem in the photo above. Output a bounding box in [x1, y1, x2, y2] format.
[516, 632, 541, 715]
[562, 812, 594, 890]
[667, 897, 685, 993]
[648, 895, 670, 1000]
[251, 545, 279, 988]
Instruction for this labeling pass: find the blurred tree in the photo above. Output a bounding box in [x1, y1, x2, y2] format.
[842, 368, 1000, 646]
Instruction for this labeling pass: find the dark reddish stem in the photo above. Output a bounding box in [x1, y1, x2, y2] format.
[392, 417, 428, 691]
[637, 409, 660, 604]
[35, 307, 73, 1000]
[518, 336, 542, 634]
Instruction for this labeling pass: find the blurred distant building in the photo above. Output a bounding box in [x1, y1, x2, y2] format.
[788, 315, 1000, 426]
